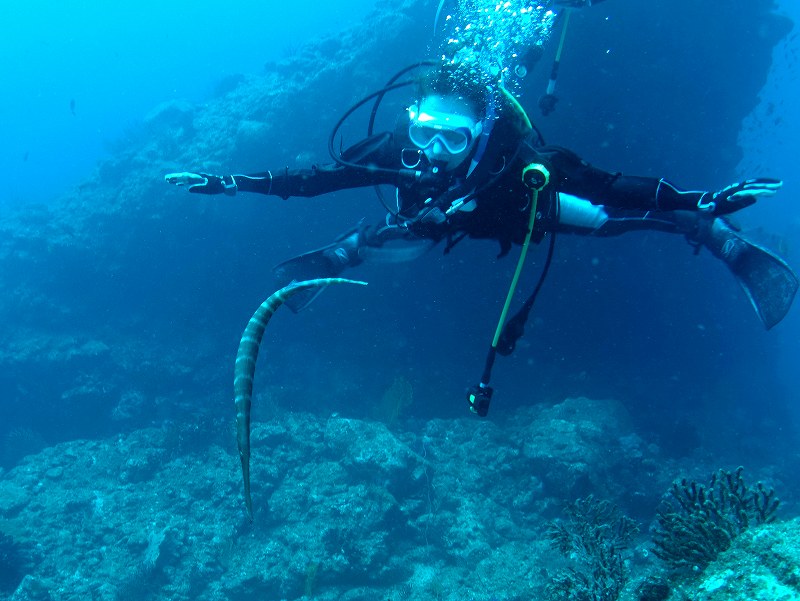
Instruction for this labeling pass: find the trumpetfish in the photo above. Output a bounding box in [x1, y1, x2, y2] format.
[234, 278, 367, 520]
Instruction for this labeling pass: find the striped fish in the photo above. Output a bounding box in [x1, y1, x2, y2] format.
[234, 278, 368, 520]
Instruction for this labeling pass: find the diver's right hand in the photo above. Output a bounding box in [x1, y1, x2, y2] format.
[164, 172, 237, 195]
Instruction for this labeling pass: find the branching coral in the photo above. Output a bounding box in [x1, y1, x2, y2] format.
[652, 466, 779, 572]
[545, 495, 639, 601]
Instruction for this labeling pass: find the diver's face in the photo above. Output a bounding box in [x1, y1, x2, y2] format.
[408, 95, 482, 171]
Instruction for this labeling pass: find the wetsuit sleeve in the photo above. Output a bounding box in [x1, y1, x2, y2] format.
[541, 145, 708, 211]
[230, 133, 398, 199]
[232, 164, 390, 199]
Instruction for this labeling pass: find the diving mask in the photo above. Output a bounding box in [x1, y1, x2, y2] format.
[408, 95, 483, 169]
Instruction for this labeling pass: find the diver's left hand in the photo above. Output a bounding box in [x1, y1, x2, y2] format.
[698, 178, 783, 215]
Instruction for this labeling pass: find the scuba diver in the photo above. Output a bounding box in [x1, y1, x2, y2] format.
[165, 63, 797, 339]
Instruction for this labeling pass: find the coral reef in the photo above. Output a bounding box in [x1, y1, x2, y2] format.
[0, 1, 794, 600]
[0, 398, 650, 601]
[674, 516, 800, 601]
[507, 397, 663, 504]
[0, 400, 797, 601]
[0, 531, 34, 596]
[545, 495, 639, 601]
[652, 467, 779, 572]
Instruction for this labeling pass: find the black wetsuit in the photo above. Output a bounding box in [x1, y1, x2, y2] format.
[232, 128, 707, 257]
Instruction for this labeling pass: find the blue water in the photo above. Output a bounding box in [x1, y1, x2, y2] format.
[0, 0, 376, 205]
[1, 0, 798, 481]
[738, 0, 800, 423]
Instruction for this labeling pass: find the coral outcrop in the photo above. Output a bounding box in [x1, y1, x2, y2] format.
[1, 399, 796, 601]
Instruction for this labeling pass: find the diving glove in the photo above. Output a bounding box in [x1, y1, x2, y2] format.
[697, 178, 782, 215]
[165, 172, 237, 196]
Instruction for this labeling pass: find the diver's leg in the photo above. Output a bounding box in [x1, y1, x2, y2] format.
[555, 193, 798, 328]
[554, 193, 697, 237]
[272, 227, 362, 288]
[272, 220, 434, 311]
